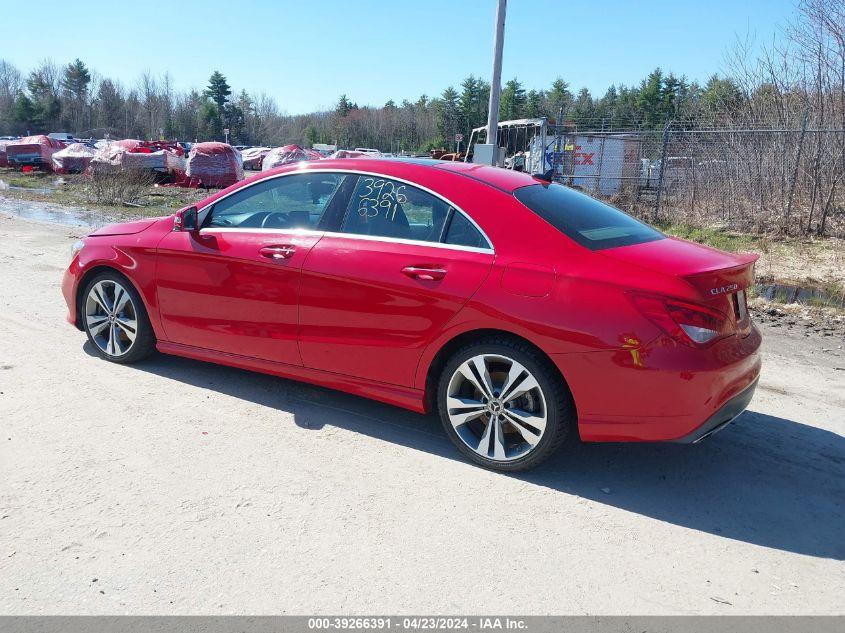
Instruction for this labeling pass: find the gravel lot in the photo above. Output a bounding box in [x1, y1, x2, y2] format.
[0, 210, 843, 615]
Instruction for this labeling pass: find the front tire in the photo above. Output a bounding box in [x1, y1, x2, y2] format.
[437, 338, 574, 472]
[81, 271, 155, 364]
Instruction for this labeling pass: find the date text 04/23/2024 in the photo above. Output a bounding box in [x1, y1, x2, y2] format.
[307, 617, 528, 630]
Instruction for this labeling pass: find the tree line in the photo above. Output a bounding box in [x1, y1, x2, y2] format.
[0, 55, 746, 153]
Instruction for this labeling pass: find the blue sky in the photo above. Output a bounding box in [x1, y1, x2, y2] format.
[3, 0, 794, 113]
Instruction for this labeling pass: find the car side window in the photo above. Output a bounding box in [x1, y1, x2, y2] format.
[444, 211, 490, 249]
[204, 173, 346, 230]
[340, 176, 450, 242]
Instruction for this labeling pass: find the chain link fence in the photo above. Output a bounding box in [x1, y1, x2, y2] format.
[541, 125, 845, 237]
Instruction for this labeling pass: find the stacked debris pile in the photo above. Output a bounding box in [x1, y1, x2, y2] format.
[52, 143, 97, 174]
[89, 140, 187, 183]
[5, 135, 66, 171]
[185, 142, 244, 188]
[261, 144, 322, 171]
[241, 147, 272, 170]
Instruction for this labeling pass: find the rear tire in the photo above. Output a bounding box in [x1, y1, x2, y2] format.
[81, 271, 156, 364]
[437, 337, 574, 472]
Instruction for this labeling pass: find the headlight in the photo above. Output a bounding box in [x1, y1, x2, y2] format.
[70, 239, 85, 261]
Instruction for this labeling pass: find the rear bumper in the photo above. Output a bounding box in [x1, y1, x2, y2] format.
[557, 324, 762, 442]
[672, 376, 758, 443]
[8, 154, 47, 166]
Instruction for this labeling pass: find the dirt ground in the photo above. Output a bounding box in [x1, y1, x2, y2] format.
[753, 237, 844, 289]
[0, 211, 843, 615]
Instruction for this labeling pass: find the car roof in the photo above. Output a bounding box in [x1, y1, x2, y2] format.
[429, 160, 542, 192]
[279, 157, 542, 193]
[193, 157, 546, 215]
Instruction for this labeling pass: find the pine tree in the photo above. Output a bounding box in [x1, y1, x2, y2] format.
[234, 90, 253, 143]
[571, 88, 595, 124]
[546, 77, 572, 119]
[438, 86, 460, 148]
[61, 59, 91, 133]
[499, 78, 526, 120]
[26, 62, 62, 132]
[304, 123, 320, 146]
[701, 75, 743, 113]
[637, 68, 665, 127]
[458, 75, 488, 136]
[13, 93, 37, 132]
[335, 94, 354, 118]
[594, 85, 618, 128]
[95, 79, 124, 136]
[662, 73, 684, 119]
[200, 100, 223, 140]
[61, 59, 91, 100]
[204, 71, 231, 110]
[615, 85, 639, 126]
[223, 103, 244, 141]
[457, 76, 478, 135]
[525, 89, 544, 118]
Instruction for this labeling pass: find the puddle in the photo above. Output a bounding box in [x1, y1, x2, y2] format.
[0, 178, 58, 196]
[0, 197, 112, 228]
[755, 282, 845, 308]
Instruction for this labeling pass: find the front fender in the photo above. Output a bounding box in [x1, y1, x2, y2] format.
[63, 232, 166, 340]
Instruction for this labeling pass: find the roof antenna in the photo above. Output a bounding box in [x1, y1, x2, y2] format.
[532, 168, 554, 182]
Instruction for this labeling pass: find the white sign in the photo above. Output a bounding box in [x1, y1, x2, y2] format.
[223, 128, 230, 135]
[455, 133, 463, 142]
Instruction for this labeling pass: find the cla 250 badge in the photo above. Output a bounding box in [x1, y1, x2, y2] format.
[710, 283, 739, 295]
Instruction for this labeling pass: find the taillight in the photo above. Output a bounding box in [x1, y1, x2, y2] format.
[630, 293, 731, 347]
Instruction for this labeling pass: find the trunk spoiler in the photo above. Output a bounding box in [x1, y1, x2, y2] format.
[681, 253, 759, 297]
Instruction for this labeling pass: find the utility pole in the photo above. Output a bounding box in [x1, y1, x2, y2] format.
[477, 0, 507, 166]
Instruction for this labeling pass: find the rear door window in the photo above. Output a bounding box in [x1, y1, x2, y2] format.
[340, 176, 450, 242]
[514, 183, 664, 250]
[444, 211, 489, 249]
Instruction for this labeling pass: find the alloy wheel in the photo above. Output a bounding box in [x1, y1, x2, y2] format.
[85, 280, 138, 357]
[446, 353, 548, 462]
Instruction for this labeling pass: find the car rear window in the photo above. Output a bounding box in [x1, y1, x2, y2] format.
[513, 183, 664, 250]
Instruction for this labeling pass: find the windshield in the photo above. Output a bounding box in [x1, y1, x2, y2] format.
[514, 183, 664, 250]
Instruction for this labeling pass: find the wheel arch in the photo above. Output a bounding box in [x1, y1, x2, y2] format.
[421, 328, 575, 417]
[74, 265, 150, 333]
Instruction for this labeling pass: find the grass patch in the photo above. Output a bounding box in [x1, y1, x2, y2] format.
[0, 168, 207, 218]
[0, 172, 53, 189]
[655, 221, 760, 253]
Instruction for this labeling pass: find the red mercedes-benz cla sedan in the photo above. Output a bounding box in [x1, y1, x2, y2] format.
[62, 158, 762, 471]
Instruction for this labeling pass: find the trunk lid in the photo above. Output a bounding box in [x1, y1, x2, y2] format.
[602, 236, 757, 291]
[602, 236, 758, 334]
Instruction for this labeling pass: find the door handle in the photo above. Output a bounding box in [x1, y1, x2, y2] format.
[401, 266, 447, 281]
[259, 245, 296, 260]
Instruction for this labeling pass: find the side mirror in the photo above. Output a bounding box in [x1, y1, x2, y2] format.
[173, 206, 198, 232]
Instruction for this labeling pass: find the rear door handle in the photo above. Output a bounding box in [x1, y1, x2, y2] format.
[401, 266, 447, 281]
[259, 244, 296, 260]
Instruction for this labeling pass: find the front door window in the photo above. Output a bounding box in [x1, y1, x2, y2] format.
[205, 173, 347, 231]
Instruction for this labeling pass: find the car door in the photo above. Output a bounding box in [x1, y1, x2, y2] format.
[298, 173, 494, 387]
[155, 172, 351, 365]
